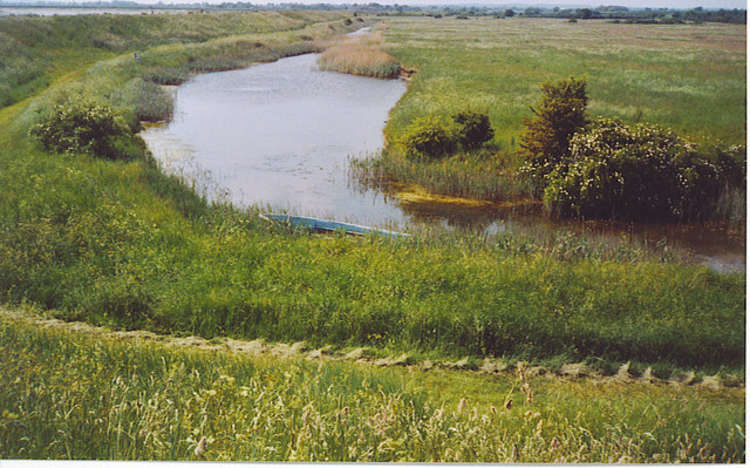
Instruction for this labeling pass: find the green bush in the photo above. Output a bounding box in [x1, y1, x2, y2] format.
[453, 111, 494, 150]
[520, 77, 588, 191]
[543, 118, 724, 220]
[133, 79, 174, 122]
[401, 115, 458, 160]
[28, 101, 137, 160]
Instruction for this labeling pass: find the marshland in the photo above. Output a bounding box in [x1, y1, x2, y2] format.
[0, 6, 745, 462]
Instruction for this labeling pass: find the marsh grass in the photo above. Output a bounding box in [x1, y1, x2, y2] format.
[357, 17, 746, 206]
[318, 30, 401, 78]
[350, 148, 531, 201]
[0, 317, 744, 462]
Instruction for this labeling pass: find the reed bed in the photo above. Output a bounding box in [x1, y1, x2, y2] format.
[350, 148, 532, 201]
[0, 316, 744, 462]
[318, 31, 401, 79]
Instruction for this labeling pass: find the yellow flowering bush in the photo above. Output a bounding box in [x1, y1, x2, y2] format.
[29, 101, 136, 160]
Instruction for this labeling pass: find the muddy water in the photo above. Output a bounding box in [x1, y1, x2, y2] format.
[141, 53, 745, 272]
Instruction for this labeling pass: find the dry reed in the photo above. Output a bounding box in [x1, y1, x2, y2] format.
[318, 31, 401, 79]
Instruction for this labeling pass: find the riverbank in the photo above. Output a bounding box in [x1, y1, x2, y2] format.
[0, 12, 745, 375]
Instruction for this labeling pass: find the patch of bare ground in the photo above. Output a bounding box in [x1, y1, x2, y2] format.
[1, 306, 742, 390]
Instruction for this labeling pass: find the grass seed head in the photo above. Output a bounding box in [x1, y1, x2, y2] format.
[194, 436, 207, 457]
[457, 398, 467, 413]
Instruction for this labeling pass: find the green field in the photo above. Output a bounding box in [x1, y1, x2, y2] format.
[353, 17, 746, 201]
[0, 12, 745, 461]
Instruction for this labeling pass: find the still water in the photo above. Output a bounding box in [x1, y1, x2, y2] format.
[141, 53, 745, 272]
[142, 53, 407, 226]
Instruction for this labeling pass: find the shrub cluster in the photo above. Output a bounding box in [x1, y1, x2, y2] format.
[401, 111, 494, 160]
[520, 77, 743, 221]
[29, 101, 141, 160]
[453, 111, 495, 150]
[401, 115, 458, 160]
[543, 118, 738, 221]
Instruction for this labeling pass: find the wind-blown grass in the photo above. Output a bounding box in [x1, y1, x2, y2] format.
[0, 11, 350, 107]
[0, 315, 744, 462]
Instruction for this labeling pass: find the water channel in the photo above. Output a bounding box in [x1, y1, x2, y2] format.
[140, 51, 745, 273]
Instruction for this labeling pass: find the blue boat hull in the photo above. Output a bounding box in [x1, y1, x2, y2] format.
[260, 214, 408, 239]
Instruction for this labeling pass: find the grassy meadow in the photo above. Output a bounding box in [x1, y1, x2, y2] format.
[0, 311, 744, 462]
[0, 12, 745, 461]
[353, 16, 746, 201]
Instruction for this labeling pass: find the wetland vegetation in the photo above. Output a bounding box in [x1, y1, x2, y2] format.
[0, 9, 745, 462]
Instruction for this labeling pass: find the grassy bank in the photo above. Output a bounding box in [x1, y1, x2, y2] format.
[0, 314, 743, 462]
[352, 17, 746, 201]
[0, 13, 745, 376]
[0, 10, 351, 107]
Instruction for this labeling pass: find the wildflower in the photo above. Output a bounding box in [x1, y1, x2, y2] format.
[457, 398, 467, 413]
[504, 399, 512, 410]
[489, 405, 497, 416]
[550, 437, 559, 450]
[194, 436, 207, 457]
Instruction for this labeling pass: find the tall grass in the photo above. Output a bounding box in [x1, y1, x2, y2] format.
[350, 148, 532, 201]
[0, 316, 744, 462]
[318, 30, 401, 78]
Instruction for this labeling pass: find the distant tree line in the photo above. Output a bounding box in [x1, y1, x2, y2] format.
[0, 0, 745, 24]
[515, 5, 746, 24]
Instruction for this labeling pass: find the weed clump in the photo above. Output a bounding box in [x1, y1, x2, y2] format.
[401, 110, 495, 160]
[453, 111, 494, 150]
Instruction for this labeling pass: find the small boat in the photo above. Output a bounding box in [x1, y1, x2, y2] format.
[260, 213, 409, 239]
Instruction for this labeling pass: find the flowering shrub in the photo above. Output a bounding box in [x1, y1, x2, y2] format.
[29, 101, 135, 160]
[543, 118, 724, 220]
